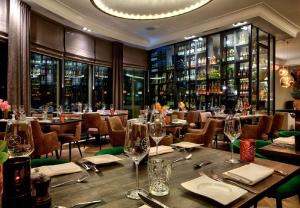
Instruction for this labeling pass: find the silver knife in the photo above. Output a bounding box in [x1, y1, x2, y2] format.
[138, 193, 170, 208]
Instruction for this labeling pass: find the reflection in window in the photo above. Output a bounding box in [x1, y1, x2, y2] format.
[123, 68, 145, 118]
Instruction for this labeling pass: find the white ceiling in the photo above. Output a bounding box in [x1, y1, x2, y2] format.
[24, 0, 300, 65]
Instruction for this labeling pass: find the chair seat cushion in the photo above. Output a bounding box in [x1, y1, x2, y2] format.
[88, 128, 99, 134]
[279, 130, 300, 137]
[31, 158, 67, 168]
[273, 175, 300, 199]
[95, 147, 124, 156]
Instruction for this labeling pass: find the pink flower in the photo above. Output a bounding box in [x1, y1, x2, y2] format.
[0, 99, 10, 111]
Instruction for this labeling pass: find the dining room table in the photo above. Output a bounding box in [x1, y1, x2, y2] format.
[49, 147, 300, 208]
[258, 143, 300, 166]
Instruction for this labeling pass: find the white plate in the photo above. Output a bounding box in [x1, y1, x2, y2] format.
[171, 142, 203, 149]
[181, 175, 247, 205]
[83, 154, 122, 165]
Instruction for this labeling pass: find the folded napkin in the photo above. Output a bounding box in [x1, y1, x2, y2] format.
[171, 141, 202, 149]
[172, 119, 187, 124]
[149, 145, 174, 156]
[223, 163, 274, 185]
[31, 162, 82, 177]
[83, 154, 122, 165]
[273, 136, 295, 145]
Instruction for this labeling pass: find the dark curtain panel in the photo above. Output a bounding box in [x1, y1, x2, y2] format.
[7, 0, 31, 113]
[112, 42, 123, 110]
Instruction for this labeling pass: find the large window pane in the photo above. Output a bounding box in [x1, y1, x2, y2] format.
[63, 60, 90, 111]
[0, 41, 7, 99]
[93, 65, 112, 110]
[123, 68, 145, 118]
[30, 53, 59, 111]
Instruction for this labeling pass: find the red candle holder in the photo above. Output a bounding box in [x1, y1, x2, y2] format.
[165, 116, 171, 125]
[240, 139, 256, 162]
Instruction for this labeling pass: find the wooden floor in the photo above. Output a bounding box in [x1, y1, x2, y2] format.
[52, 138, 300, 208]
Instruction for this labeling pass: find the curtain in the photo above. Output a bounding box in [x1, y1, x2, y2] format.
[112, 42, 123, 110]
[7, 0, 31, 114]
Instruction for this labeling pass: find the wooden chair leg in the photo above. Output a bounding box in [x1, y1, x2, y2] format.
[55, 150, 59, 159]
[97, 135, 102, 150]
[76, 141, 82, 158]
[60, 142, 63, 158]
[68, 142, 72, 162]
[276, 197, 283, 208]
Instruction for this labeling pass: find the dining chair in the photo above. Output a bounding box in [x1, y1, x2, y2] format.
[58, 122, 82, 161]
[186, 111, 200, 129]
[199, 112, 212, 128]
[241, 115, 273, 140]
[269, 113, 285, 140]
[114, 110, 128, 127]
[31, 120, 60, 158]
[183, 119, 218, 146]
[83, 113, 109, 149]
[106, 116, 126, 147]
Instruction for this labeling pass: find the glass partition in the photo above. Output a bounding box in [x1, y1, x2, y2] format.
[30, 53, 60, 111]
[123, 68, 146, 118]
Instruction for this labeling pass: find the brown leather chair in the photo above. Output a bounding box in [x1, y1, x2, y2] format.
[83, 113, 109, 149]
[269, 113, 285, 140]
[150, 134, 173, 147]
[183, 119, 218, 146]
[241, 115, 273, 140]
[172, 111, 185, 120]
[31, 120, 60, 158]
[199, 112, 212, 128]
[115, 110, 128, 127]
[59, 122, 82, 161]
[186, 111, 200, 129]
[107, 116, 126, 146]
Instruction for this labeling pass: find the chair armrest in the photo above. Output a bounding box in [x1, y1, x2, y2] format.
[43, 131, 60, 149]
[242, 125, 258, 139]
[187, 128, 204, 134]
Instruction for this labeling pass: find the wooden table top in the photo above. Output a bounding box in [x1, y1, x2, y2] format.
[259, 144, 300, 162]
[38, 118, 83, 126]
[50, 148, 299, 208]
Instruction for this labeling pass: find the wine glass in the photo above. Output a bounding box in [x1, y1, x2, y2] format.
[19, 105, 25, 120]
[144, 105, 150, 121]
[42, 105, 49, 120]
[11, 105, 17, 120]
[224, 114, 242, 164]
[5, 119, 34, 158]
[57, 105, 63, 116]
[148, 115, 166, 156]
[124, 121, 150, 200]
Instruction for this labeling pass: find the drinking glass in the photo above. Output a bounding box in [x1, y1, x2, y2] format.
[148, 116, 166, 156]
[83, 104, 89, 113]
[12, 105, 17, 120]
[5, 119, 34, 158]
[42, 105, 49, 120]
[124, 121, 150, 200]
[57, 105, 63, 116]
[144, 105, 150, 122]
[19, 105, 25, 120]
[224, 114, 242, 163]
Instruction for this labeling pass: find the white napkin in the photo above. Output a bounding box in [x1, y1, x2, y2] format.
[139, 205, 150, 208]
[223, 163, 274, 185]
[149, 145, 174, 156]
[273, 136, 295, 145]
[83, 154, 122, 165]
[31, 162, 82, 177]
[171, 141, 202, 149]
[172, 119, 187, 124]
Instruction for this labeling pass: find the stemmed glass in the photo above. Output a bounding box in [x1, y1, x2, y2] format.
[42, 105, 49, 120]
[11, 105, 17, 120]
[19, 105, 25, 120]
[148, 115, 166, 156]
[224, 114, 242, 164]
[57, 105, 63, 117]
[124, 121, 150, 200]
[144, 105, 150, 122]
[5, 119, 34, 157]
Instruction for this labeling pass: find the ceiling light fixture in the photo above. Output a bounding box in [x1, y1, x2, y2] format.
[91, 0, 213, 20]
[82, 27, 88, 31]
[232, 21, 248, 27]
[184, 35, 196, 40]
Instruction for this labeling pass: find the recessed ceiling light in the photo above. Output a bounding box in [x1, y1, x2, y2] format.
[184, 35, 196, 40]
[232, 21, 248, 27]
[87, 29, 92, 32]
[83, 27, 88, 31]
[91, 0, 213, 20]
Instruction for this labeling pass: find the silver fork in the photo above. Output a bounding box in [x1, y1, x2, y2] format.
[211, 174, 257, 194]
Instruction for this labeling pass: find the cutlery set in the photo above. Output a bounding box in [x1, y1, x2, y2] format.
[77, 161, 100, 173]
